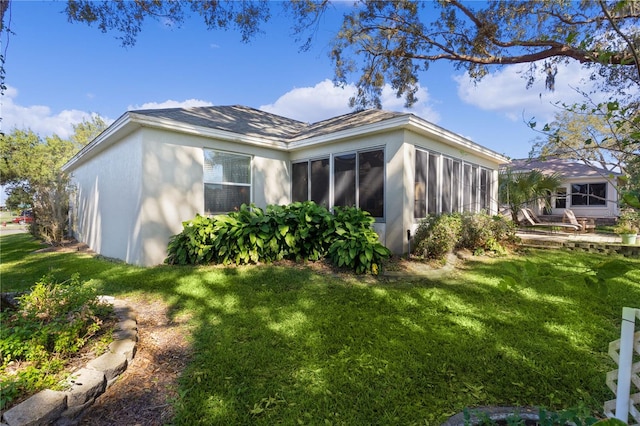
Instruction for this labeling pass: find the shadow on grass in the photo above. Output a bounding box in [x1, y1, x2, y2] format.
[3, 234, 639, 424]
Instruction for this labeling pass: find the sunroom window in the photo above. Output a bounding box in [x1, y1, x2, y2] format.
[203, 149, 251, 214]
[293, 149, 384, 218]
[292, 158, 330, 208]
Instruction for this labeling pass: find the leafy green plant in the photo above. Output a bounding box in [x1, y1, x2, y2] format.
[413, 212, 517, 261]
[0, 274, 112, 410]
[413, 213, 462, 260]
[166, 202, 389, 273]
[463, 405, 626, 425]
[459, 212, 517, 255]
[327, 206, 390, 274]
[614, 208, 639, 235]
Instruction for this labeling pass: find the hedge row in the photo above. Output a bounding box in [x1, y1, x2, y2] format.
[165, 202, 390, 274]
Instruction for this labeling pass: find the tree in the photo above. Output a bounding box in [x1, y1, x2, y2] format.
[70, 115, 108, 149]
[331, 0, 640, 108]
[499, 169, 563, 223]
[2, 1, 639, 108]
[0, 117, 106, 243]
[530, 99, 640, 175]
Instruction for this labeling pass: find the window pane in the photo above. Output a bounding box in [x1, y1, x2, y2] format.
[442, 158, 452, 213]
[463, 164, 472, 212]
[334, 153, 356, 207]
[427, 153, 438, 214]
[204, 184, 250, 214]
[311, 158, 330, 208]
[555, 188, 567, 208]
[292, 162, 308, 202]
[571, 184, 588, 206]
[471, 166, 478, 213]
[204, 150, 250, 184]
[359, 150, 384, 217]
[589, 183, 606, 205]
[452, 160, 460, 212]
[480, 169, 489, 211]
[414, 150, 427, 218]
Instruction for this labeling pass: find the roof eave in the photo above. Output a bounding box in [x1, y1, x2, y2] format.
[290, 114, 510, 164]
[62, 112, 138, 172]
[128, 112, 290, 151]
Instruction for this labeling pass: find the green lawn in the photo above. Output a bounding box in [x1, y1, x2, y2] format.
[1, 233, 639, 425]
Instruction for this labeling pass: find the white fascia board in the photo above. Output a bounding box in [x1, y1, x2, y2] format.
[128, 113, 290, 151]
[288, 115, 414, 150]
[405, 116, 510, 164]
[62, 112, 138, 172]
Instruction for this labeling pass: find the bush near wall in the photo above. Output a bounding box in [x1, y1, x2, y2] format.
[165, 202, 390, 274]
[412, 212, 517, 260]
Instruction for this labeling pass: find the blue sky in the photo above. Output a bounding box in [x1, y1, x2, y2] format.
[3, 1, 604, 162]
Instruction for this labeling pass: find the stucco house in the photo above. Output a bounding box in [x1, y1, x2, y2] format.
[62, 105, 509, 266]
[505, 158, 622, 219]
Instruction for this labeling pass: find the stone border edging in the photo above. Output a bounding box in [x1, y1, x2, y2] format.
[0, 296, 138, 426]
[441, 406, 541, 425]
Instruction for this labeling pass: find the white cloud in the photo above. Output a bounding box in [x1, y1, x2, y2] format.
[260, 79, 440, 124]
[454, 62, 609, 124]
[127, 98, 213, 111]
[1, 86, 100, 139]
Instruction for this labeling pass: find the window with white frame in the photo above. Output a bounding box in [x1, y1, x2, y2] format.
[203, 149, 251, 214]
[555, 187, 567, 208]
[571, 183, 606, 206]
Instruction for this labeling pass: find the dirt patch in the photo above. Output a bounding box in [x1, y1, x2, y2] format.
[79, 297, 192, 426]
[34, 239, 94, 254]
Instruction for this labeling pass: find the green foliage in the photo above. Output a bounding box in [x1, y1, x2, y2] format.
[459, 211, 517, 255]
[0, 274, 111, 410]
[413, 213, 462, 260]
[2, 234, 640, 424]
[463, 404, 611, 425]
[327, 206, 390, 275]
[413, 212, 517, 260]
[614, 208, 640, 234]
[498, 169, 563, 223]
[166, 202, 389, 274]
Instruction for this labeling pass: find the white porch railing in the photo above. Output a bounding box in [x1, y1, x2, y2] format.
[604, 307, 640, 425]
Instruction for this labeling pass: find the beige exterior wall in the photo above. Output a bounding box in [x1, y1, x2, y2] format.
[71, 131, 144, 264]
[70, 127, 290, 266]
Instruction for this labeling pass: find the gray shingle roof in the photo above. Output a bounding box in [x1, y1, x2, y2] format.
[130, 105, 307, 140]
[506, 157, 621, 178]
[130, 105, 409, 142]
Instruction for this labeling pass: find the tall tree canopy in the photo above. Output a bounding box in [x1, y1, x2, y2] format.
[531, 99, 640, 174]
[2, 1, 640, 107]
[0, 116, 107, 242]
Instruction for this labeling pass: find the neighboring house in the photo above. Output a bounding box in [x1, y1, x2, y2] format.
[506, 158, 621, 219]
[62, 105, 509, 266]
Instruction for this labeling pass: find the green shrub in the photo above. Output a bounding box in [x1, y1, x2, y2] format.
[0, 274, 111, 410]
[327, 206, 390, 274]
[166, 202, 390, 274]
[459, 211, 517, 255]
[413, 213, 462, 260]
[413, 212, 517, 260]
[459, 211, 495, 250]
[165, 214, 217, 265]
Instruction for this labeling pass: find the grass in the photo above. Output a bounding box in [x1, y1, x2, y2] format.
[1, 233, 639, 424]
